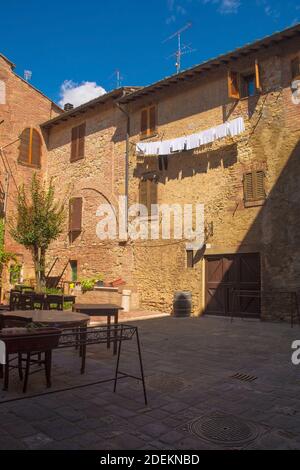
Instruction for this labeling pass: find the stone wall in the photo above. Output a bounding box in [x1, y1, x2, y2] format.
[127, 38, 300, 319]
[46, 100, 136, 296]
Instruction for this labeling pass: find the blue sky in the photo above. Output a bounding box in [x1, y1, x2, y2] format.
[1, 0, 300, 106]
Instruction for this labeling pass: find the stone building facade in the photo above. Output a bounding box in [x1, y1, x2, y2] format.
[0, 54, 61, 294]
[3, 24, 300, 320]
[119, 26, 300, 320]
[42, 88, 138, 292]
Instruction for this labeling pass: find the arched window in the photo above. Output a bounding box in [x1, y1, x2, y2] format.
[0, 80, 5, 104]
[19, 128, 42, 167]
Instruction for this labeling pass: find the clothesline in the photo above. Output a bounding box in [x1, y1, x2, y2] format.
[136, 117, 245, 156]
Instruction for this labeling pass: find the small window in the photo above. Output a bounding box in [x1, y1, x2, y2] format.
[69, 197, 83, 233]
[0, 80, 6, 104]
[291, 57, 300, 80]
[244, 171, 266, 207]
[140, 106, 157, 137]
[228, 60, 262, 100]
[139, 177, 158, 216]
[241, 74, 256, 98]
[187, 250, 194, 269]
[71, 123, 86, 162]
[19, 128, 42, 167]
[70, 260, 78, 282]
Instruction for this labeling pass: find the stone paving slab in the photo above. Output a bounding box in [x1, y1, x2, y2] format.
[0, 316, 300, 449]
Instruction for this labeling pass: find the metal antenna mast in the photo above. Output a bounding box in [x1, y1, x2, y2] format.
[163, 22, 194, 73]
[110, 69, 123, 89]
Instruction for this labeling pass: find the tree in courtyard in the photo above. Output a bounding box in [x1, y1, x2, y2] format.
[9, 174, 65, 291]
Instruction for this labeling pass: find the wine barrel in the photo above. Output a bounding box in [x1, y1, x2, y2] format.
[173, 291, 192, 317]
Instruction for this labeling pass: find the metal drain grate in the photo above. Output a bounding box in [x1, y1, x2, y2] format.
[186, 413, 259, 447]
[231, 372, 257, 383]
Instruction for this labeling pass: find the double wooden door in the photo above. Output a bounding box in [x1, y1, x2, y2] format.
[205, 253, 261, 318]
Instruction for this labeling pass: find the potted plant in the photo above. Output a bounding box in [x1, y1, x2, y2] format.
[94, 273, 105, 287]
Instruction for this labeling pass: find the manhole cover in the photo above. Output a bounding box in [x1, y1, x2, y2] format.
[187, 414, 259, 447]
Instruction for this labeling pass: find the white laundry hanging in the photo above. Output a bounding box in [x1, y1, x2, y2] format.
[136, 117, 245, 156]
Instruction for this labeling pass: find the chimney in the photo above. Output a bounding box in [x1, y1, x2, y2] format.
[64, 103, 74, 111]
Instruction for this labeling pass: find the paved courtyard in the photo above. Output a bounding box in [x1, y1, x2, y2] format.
[0, 315, 300, 450]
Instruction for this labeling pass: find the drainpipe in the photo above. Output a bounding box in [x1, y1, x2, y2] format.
[116, 97, 130, 234]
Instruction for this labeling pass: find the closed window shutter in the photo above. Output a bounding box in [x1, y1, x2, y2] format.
[149, 106, 156, 134]
[244, 173, 254, 201]
[78, 123, 86, 158]
[244, 171, 265, 202]
[141, 109, 148, 136]
[291, 57, 300, 80]
[149, 179, 158, 216]
[253, 170, 265, 200]
[19, 128, 31, 163]
[19, 128, 41, 166]
[31, 129, 41, 167]
[228, 71, 240, 99]
[69, 197, 83, 232]
[71, 126, 78, 162]
[139, 180, 148, 207]
[255, 60, 262, 92]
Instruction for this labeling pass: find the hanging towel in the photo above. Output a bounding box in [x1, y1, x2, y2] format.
[229, 117, 245, 137]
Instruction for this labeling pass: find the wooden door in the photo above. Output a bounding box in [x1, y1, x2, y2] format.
[205, 253, 261, 318]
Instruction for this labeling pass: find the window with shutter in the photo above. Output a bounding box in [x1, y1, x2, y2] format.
[70, 123, 86, 162]
[228, 61, 262, 99]
[228, 71, 240, 99]
[139, 177, 158, 217]
[69, 197, 83, 233]
[18, 128, 41, 167]
[291, 57, 300, 80]
[244, 171, 266, 207]
[140, 106, 157, 137]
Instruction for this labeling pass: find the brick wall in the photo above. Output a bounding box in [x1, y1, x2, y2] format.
[0, 55, 61, 295]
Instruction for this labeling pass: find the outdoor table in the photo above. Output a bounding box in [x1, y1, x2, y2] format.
[72, 304, 123, 354]
[0, 310, 90, 374]
[0, 310, 89, 328]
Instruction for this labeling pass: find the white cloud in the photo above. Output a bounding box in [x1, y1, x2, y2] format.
[58, 80, 106, 108]
[203, 0, 241, 14]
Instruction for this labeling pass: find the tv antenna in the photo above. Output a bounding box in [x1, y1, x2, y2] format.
[163, 22, 195, 74]
[109, 69, 123, 89]
[24, 70, 32, 82]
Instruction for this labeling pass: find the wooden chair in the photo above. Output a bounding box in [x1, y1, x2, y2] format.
[0, 315, 32, 388]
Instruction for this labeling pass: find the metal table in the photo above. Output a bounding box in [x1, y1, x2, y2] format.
[73, 304, 123, 354]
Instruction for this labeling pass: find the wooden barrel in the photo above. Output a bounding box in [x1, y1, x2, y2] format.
[173, 291, 192, 317]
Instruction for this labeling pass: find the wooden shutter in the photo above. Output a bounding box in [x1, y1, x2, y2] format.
[78, 123, 86, 158]
[228, 71, 240, 99]
[139, 180, 148, 208]
[31, 129, 41, 167]
[244, 171, 265, 202]
[19, 128, 31, 163]
[149, 179, 158, 216]
[244, 173, 254, 201]
[69, 197, 83, 232]
[255, 60, 262, 92]
[291, 57, 300, 80]
[71, 126, 78, 162]
[253, 170, 265, 200]
[149, 106, 156, 135]
[141, 109, 148, 137]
